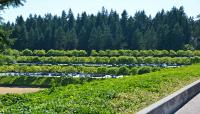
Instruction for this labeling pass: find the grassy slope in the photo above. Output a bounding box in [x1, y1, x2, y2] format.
[1, 65, 200, 113]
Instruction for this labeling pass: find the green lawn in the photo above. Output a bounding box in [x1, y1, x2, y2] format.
[1, 64, 200, 113]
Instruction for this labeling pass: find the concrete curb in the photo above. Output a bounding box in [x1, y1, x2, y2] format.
[136, 79, 200, 114]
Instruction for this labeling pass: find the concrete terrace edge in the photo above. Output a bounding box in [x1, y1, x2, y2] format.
[136, 79, 200, 114]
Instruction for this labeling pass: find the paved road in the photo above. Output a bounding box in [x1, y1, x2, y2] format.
[175, 93, 200, 114]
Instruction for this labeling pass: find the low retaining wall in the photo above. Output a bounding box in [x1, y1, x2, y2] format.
[137, 79, 200, 114]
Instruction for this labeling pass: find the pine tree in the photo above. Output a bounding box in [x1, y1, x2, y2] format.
[13, 16, 28, 50]
[66, 28, 78, 49]
[0, 0, 25, 10]
[88, 27, 101, 50]
[67, 9, 75, 31]
[54, 27, 67, 49]
[2, 7, 199, 50]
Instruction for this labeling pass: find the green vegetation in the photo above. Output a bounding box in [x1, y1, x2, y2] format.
[0, 76, 94, 87]
[0, 29, 13, 52]
[0, 65, 161, 76]
[0, 64, 200, 113]
[1, 1, 200, 113]
[3, 49, 200, 57]
[3, 7, 200, 51]
[2, 49, 200, 66]
[0, 0, 25, 10]
[0, 0, 26, 52]
[0, 55, 191, 65]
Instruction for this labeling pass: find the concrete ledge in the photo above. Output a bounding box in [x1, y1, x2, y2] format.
[136, 79, 200, 114]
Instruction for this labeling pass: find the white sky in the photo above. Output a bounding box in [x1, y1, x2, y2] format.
[1, 0, 200, 23]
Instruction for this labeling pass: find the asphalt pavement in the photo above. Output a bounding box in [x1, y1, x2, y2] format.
[175, 93, 200, 114]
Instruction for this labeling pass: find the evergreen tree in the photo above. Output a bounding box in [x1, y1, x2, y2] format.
[67, 9, 75, 31]
[2, 7, 200, 50]
[88, 27, 100, 50]
[0, 0, 25, 10]
[54, 27, 67, 49]
[13, 16, 28, 50]
[66, 28, 78, 49]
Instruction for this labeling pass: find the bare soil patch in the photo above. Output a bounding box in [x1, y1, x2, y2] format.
[0, 87, 45, 94]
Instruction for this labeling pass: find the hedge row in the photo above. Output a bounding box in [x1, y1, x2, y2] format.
[16, 56, 192, 65]
[0, 65, 161, 76]
[3, 49, 87, 57]
[0, 76, 94, 87]
[0, 55, 193, 65]
[90, 50, 197, 57]
[3, 49, 200, 57]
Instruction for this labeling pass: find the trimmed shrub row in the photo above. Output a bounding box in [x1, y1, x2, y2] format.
[16, 56, 191, 65]
[3, 49, 200, 57]
[0, 76, 94, 87]
[0, 65, 161, 76]
[3, 49, 87, 57]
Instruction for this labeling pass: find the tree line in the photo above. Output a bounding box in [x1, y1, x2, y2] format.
[3, 6, 200, 50]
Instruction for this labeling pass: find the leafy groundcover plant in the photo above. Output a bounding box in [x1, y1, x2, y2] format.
[0, 64, 200, 113]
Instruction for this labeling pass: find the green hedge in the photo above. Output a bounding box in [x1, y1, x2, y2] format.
[3, 49, 200, 57]
[3, 49, 88, 57]
[16, 56, 192, 65]
[0, 76, 95, 87]
[0, 65, 161, 76]
[0, 55, 194, 65]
